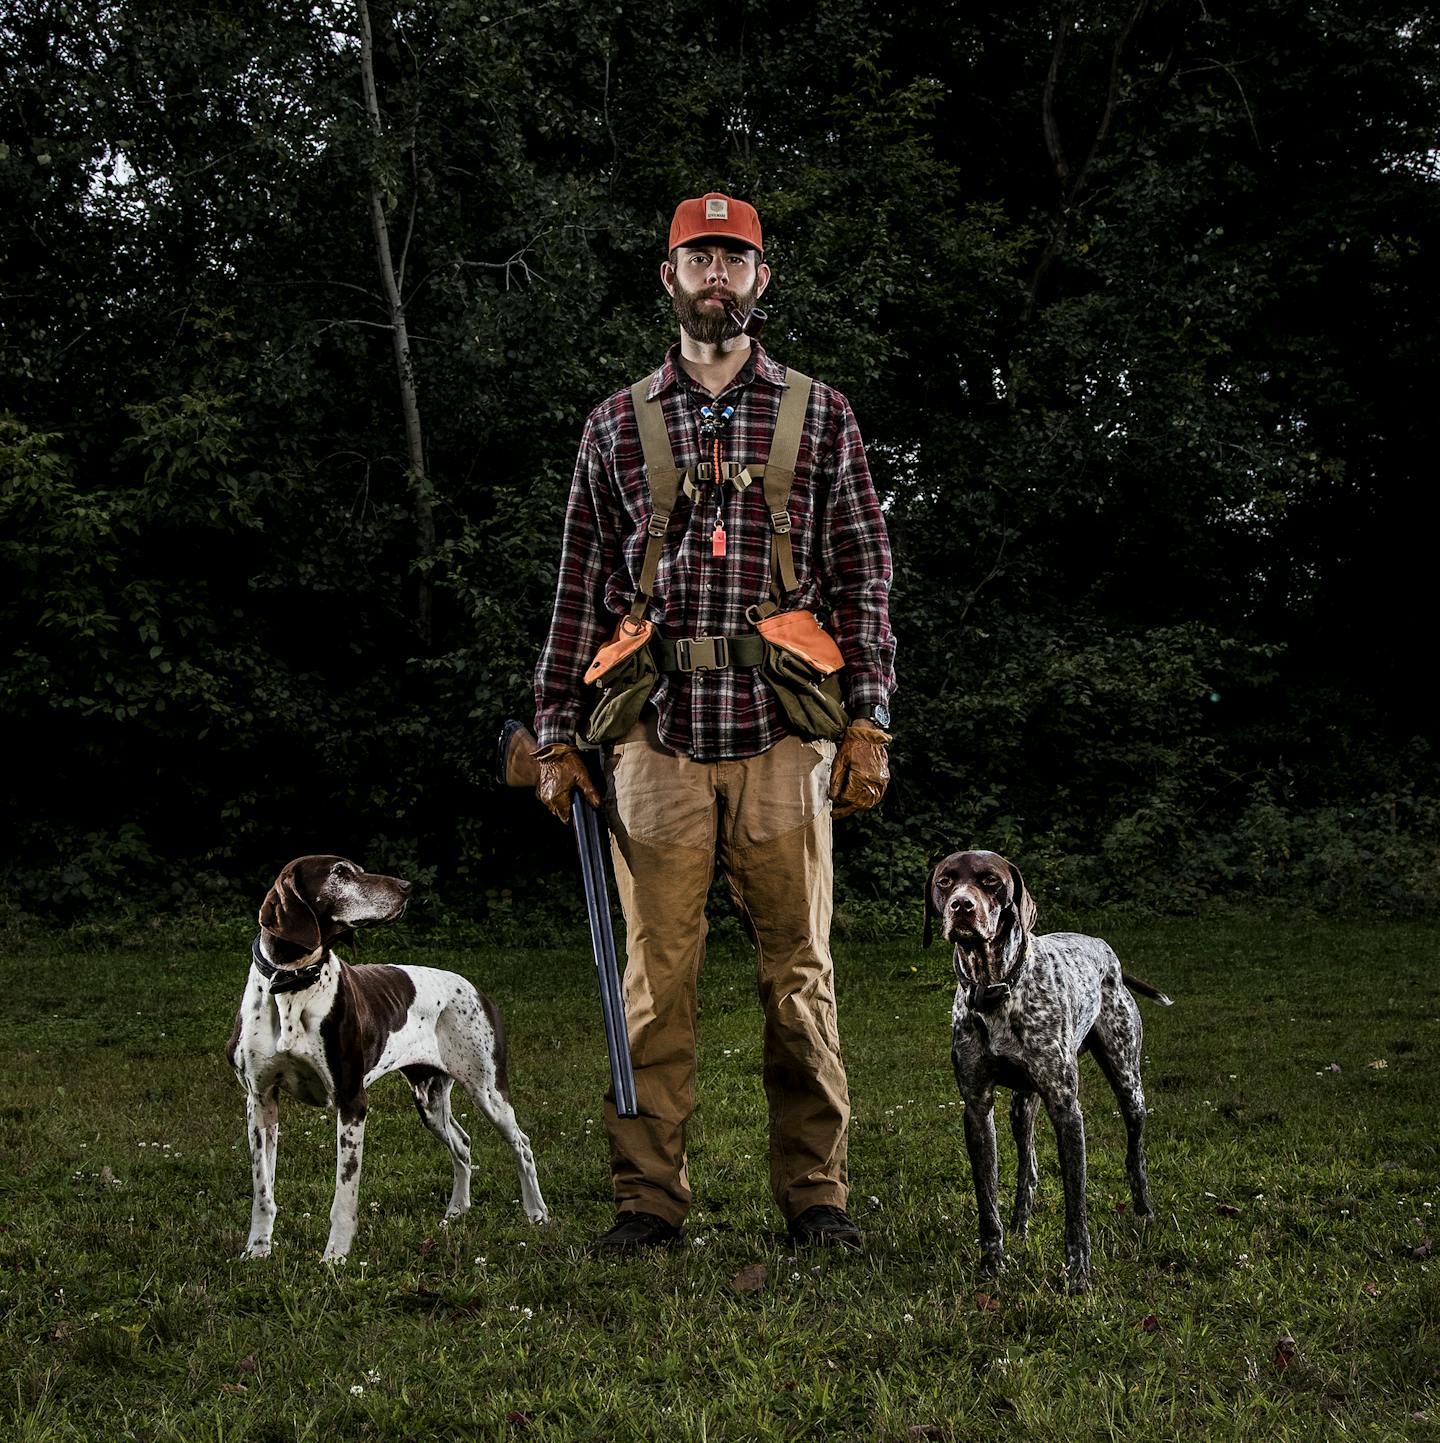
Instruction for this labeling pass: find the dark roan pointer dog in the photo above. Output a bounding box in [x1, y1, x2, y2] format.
[924, 849, 1171, 1293]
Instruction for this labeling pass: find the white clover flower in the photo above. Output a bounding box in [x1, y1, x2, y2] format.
[350, 1384, 364, 1396]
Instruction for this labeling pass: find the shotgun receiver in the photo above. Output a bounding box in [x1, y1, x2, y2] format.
[497, 719, 638, 1118]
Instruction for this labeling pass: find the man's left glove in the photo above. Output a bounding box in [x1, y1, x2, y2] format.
[828, 720, 891, 819]
[533, 742, 603, 825]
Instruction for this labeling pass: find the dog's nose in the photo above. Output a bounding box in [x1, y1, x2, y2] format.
[396, 878, 414, 895]
[951, 893, 975, 914]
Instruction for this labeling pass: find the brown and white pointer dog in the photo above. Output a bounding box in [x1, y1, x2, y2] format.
[924, 850, 1171, 1293]
[227, 856, 548, 1262]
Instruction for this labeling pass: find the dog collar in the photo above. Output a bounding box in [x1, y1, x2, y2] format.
[966, 980, 1012, 1012]
[251, 933, 326, 994]
[957, 936, 1033, 1013]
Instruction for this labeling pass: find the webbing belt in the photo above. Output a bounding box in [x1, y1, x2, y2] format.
[651, 632, 767, 673]
[627, 366, 813, 629]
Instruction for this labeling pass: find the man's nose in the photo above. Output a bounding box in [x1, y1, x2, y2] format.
[707, 256, 730, 284]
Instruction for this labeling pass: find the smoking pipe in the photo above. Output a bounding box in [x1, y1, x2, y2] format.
[723, 301, 767, 341]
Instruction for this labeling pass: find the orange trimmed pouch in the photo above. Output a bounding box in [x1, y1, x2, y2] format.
[581, 617, 658, 746]
[754, 610, 848, 741]
[755, 609, 845, 675]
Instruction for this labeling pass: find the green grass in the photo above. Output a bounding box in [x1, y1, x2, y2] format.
[1, 916, 1437, 1441]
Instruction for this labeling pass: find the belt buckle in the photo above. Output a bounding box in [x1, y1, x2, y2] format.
[676, 635, 728, 672]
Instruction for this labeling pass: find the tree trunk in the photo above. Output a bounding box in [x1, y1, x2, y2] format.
[356, 0, 435, 645]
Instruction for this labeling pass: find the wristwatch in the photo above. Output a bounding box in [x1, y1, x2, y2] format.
[851, 702, 891, 729]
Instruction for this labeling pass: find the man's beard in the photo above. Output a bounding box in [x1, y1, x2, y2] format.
[672, 279, 758, 346]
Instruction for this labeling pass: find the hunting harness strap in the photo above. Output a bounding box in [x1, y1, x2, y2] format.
[627, 368, 812, 627]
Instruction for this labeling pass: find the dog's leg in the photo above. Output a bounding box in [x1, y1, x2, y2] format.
[960, 1083, 1004, 1275]
[241, 1089, 280, 1259]
[463, 1079, 548, 1224]
[405, 1067, 473, 1221]
[1088, 1012, 1155, 1219]
[440, 1012, 548, 1224]
[1009, 1089, 1041, 1237]
[1043, 1073, 1090, 1293]
[322, 1104, 367, 1262]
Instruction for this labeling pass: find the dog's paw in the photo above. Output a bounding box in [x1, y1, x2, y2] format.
[526, 1206, 551, 1225]
[978, 1248, 1007, 1278]
[320, 1248, 349, 1265]
[241, 1241, 273, 1261]
[1063, 1269, 1090, 1295]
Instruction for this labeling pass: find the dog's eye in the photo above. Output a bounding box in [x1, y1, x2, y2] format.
[978, 875, 1000, 889]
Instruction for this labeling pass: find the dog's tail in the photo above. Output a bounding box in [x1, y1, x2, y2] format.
[1122, 971, 1173, 1007]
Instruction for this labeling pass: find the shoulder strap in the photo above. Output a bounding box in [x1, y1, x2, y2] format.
[628, 375, 683, 624]
[761, 368, 812, 600]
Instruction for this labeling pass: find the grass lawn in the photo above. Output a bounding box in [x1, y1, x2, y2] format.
[1, 913, 1437, 1441]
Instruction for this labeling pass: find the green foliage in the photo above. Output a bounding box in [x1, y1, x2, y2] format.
[2, 0, 1438, 915]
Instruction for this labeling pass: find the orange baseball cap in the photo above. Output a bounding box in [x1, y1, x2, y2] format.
[668, 192, 764, 255]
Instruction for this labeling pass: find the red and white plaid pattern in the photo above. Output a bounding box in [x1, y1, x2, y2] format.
[535, 342, 895, 761]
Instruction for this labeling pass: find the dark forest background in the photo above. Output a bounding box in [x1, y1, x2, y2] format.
[4, 0, 1438, 926]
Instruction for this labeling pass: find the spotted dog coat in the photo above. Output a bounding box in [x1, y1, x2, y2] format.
[924, 850, 1171, 1293]
[226, 856, 547, 1262]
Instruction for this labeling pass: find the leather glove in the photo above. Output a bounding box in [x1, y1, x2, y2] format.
[533, 743, 602, 825]
[828, 720, 891, 819]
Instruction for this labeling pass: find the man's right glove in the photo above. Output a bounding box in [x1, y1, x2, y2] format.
[533, 742, 603, 825]
[828, 720, 892, 819]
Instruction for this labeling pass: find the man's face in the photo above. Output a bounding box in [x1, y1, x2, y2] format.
[662, 243, 770, 345]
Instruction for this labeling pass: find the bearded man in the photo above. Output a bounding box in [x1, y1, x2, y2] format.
[532, 191, 896, 1253]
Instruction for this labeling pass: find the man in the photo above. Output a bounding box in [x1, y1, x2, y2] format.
[532, 191, 896, 1253]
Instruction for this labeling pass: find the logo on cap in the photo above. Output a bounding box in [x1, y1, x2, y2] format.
[705, 197, 729, 221]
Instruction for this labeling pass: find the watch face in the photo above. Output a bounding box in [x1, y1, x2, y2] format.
[871, 704, 890, 729]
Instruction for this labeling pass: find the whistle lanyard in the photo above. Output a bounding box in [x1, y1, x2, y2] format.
[698, 402, 734, 558]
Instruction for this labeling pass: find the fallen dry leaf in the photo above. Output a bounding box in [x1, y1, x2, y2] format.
[1413, 1236, 1433, 1259]
[505, 1411, 531, 1427]
[974, 1291, 1001, 1313]
[730, 1262, 768, 1294]
[219, 1382, 248, 1396]
[1367, 1059, 1389, 1070]
[907, 1427, 946, 1440]
[419, 1236, 437, 1256]
[1272, 1335, 1298, 1371]
[236, 1354, 259, 1374]
[1139, 1314, 1161, 1334]
[1327, 1062, 1342, 1073]
[1361, 1282, 1381, 1298]
[1216, 1203, 1242, 1218]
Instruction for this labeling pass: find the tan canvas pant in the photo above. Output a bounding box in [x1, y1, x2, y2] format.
[602, 712, 850, 1226]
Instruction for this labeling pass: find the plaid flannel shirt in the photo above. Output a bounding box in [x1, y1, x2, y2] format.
[534, 342, 895, 761]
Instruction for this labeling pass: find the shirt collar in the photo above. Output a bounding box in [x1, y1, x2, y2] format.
[645, 341, 789, 401]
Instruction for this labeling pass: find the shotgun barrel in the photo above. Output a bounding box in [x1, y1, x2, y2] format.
[573, 794, 639, 1117]
[496, 718, 638, 1118]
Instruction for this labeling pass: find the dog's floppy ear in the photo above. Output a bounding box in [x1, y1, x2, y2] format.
[922, 860, 943, 949]
[1007, 858, 1038, 936]
[259, 860, 323, 948]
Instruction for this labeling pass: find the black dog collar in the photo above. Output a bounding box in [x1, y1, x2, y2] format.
[251, 933, 326, 994]
[966, 981, 1013, 1012]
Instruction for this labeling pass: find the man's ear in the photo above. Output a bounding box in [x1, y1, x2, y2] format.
[754, 260, 771, 300]
[259, 860, 322, 948]
[660, 259, 677, 296]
